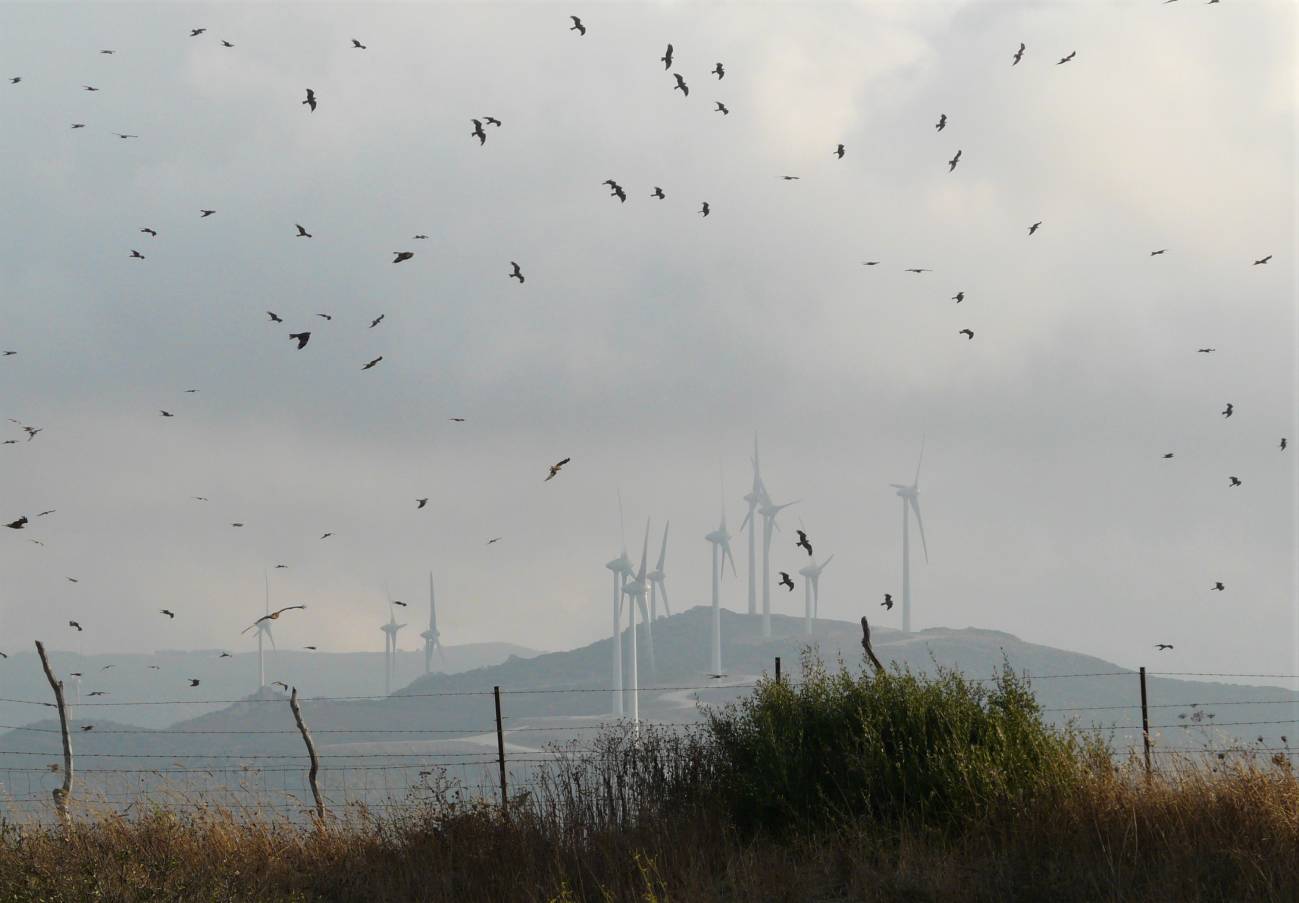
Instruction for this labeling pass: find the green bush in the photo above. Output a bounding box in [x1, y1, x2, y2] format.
[705, 651, 1092, 835]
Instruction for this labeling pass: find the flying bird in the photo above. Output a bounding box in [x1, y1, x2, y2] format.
[881, 594, 894, 610]
[781, 176, 800, 181]
[416, 498, 429, 509]
[242, 604, 307, 634]
[413, 234, 428, 239]
[303, 89, 316, 111]
[369, 315, 384, 328]
[267, 311, 283, 323]
[362, 356, 383, 370]
[1155, 644, 1174, 651]
[449, 417, 465, 422]
[947, 149, 961, 172]
[935, 113, 947, 131]
[115, 133, 139, 139]
[87, 691, 106, 697]
[1028, 221, 1042, 235]
[1281, 438, 1288, 451]
[569, 16, 586, 35]
[1196, 348, 1214, 353]
[160, 609, 175, 618]
[715, 101, 729, 115]
[80, 725, 93, 732]
[9, 77, 20, 84]
[1212, 582, 1225, 591]
[1012, 42, 1025, 65]
[1162, 453, 1174, 459]
[199, 209, 215, 217]
[159, 410, 173, 417]
[316, 313, 332, 321]
[272, 681, 289, 691]
[295, 224, 312, 238]
[220, 40, 234, 48]
[219, 652, 231, 658]
[651, 187, 665, 199]
[188, 679, 200, 687]
[304, 645, 317, 650]
[673, 73, 688, 96]
[190, 28, 206, 37]
[952, 291, 965, 303]
[82, 85, 99, 92]
[1150, 249, 1167, 256]
[487, 537, 502, 544]
[393, 601, 408, 607]
[289, 331, 310, 349]
[5, 516, 28, 529]
[274, 564, 287, 569]
[129, 250, 145, 260]
[393, 251, 414, 263]
[712, 62, 724, 79]
[834, 144, 845, 159]
[606, 182, 627, 203]
[1253, 255, 1271, 265]
[779, 572, 794, 591]
[796, 530, 812, 556]
[231, 523, 244, 527]
[484, 116, 502, 127]
[661, 44, 673, 69]
[959, 329, 975, 340]
[862, 261, 880, 266]
[67, 577, 79, 583]
[1228, 476, 1241, 487]
[509, 262, 525, 283]
[1057, 51, 1076, 65]
[905, 268, 931, 274]
[545, 457, 571, 482]
[700, 202, 710, 217]
[1222, 403, 1233, 418]
[69, 621, 82, 631]
[141, 228, 157, 237]
[471, 119, 487, 145]
[320, 533, 333, 539]
[71, 123, 85, 128]
[37, 510, 55, 517]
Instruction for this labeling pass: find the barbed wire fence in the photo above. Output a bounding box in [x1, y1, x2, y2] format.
[1, 645, 1296, 824]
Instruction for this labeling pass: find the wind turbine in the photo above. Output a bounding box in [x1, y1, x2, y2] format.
[758, 493, 798, 637]
[253, 571, 276, 689]
[621, 520, 651, 734]
[421, 572, 444, 674]
[890, 439, 929, 633]
[797, 554, 834, 635]
[705, 507, 738, 674]
[740, 435, 764, 617]
[604, 493, 635, 716]
[381, 589, 406, 695]
[643, 522, 670, 678]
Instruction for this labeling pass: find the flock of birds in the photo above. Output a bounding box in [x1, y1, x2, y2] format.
[0, 7, 1288, 684]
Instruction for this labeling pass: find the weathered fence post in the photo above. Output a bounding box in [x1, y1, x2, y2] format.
[34, 641, 73, 827]
[859, 617, 885, 676]
[774, 656, 781, 683]
[493, 686, 508, 810]
[1139, 666, 1152, 779]
[289, 687, 325, 821]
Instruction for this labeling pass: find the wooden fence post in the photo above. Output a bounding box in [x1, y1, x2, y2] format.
[494, 686, 508, 810]
[289, 687, 325, 821]
[1139, 666, 1152, 779]
[774, 656, 781, 683]
[859, 617, 885, 676]
[34, 641, 73, 827]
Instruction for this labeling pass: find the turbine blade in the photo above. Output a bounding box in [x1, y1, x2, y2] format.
[909, 496, 929, 563]
[657, 522, 670, 571]
[723, 543, 738, 577]
[739, 509, 752, 533]
[914, 434, 926, 487]
[266, 625, 277, 651]
[638, 519, 650, 579]
[658, 579, 671, 616]
[821, 553, 834, 570]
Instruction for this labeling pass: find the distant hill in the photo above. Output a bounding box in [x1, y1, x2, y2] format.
[2, 608, 1294, 816]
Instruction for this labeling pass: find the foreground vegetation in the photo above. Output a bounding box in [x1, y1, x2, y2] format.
[1, 656, 1296, 902]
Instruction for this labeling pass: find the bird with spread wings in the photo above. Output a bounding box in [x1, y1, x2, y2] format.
[242, 604, 306, 634]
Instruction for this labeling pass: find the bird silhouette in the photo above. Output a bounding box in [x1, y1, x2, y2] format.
[1155, 644, 1174, 651]
[9, 77, 20, 84]
[1212, 582, 1225, 591]
[1028, 221, 1042, 235]
[605, 181, 627, 203]
[715, 101, 729, 115]
[160, 609, 175, 618]
[289, 332, 310, 349]
[952, 291, 965, 303]
[905, 268, 931, 274]
[673, 73, 688, 96]
[67, 577, 79, 583]
[87, 691, 106, 697]
[1222, 403, 1233, 418]
[295, 224, 312, 238]
[416, 498, 429, 509]
[1012, 42, 1025, 65]
[220, 40, 234, 48]
[569, 16, 586, 35]
[393, 251, 414, 263]
[69, 621, 82, 631]
[71, 123, 85, 128]
[1196, 348, 1214, 353]
[242, 605, 306, 634]
[700, 202, 710, 217]
[413, 234, 428, 239]
[267, 311, 283, 323]
[303, 89, 316, 111]
[1162, 453, 1174, 459]
[141, 228, 157, 237]
[948, 149, 962, 172]
[1057, 51, 1076, 65]
[188, 678, 200, 687]
[487, 537, 502, 544]
[81, 725, 94, 732]
[471, 119, 487, 145]
[484, 116, 502, 127]
[370, 315, 384, 328]
[1253, 255, 1271, 265]
[509, 262, 525, 283]
[5, 516, 28, 529]
[959, 329, 975, 340]
[712, 62, 725, 79]
[1281, 438, 1287, 451]
[190, 28, 206, 37]
[159, 410, 173, 417]
[219, 652, 231, 658]
[651, 187, 666, 199]
[449, 417, 465, 422]
[796, 530, 813, 556]
[82, 85, 99, 92]
[935, 113, 947, 131]
[316, 314, 332, 321]
[362, 356, 383, 370]
[882, 594, 894, 610]
[352, 39, 366, 49]
[231, 523, 244, 527]
[1150, 249, 1167, 256]
[661, 44, 673, 70]
[545, 457, 571, 481]
[781, 176, 801, 181]
[304, 645, 317, 650]
[321, 533, 333, 539]
[779, 572, 794, 591]
[862, 261, 880, 266]
[115, 133, 139, 139]
[834, 144, 845, 159]
[1229, 476, 1241, 487]
[130, 250, 145, 260]
[393, 600, 408, 607]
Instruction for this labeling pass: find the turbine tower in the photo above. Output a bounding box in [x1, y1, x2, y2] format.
[604, 494, 634, 716]
[421, 573, 444, 674]
[705, 507, 737, 674]
[890, 439, 930, 633]
[253, 571, 276, 689]
[757, 493, 798, 637]
[380, 591, 406, 695]
[621, 520, 651, 734]
[797, 554, 834, 635]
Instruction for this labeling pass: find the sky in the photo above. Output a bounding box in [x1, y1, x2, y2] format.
[0, 0, 1294, 684]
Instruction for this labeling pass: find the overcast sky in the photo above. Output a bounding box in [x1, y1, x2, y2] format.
[0, 1, 1293, 683]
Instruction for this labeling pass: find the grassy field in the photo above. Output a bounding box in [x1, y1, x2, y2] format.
[1, 657, 1295, 902]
